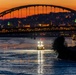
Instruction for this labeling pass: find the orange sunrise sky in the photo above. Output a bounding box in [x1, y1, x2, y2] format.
[0, 0, 76, 12]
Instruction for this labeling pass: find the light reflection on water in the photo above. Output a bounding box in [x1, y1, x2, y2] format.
[0, 50, 55, 75]
[0, 50, 76, 75]
[0, 37, 76, 75]
[38, 50, 44, 74]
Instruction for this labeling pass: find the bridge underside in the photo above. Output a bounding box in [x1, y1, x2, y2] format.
[0, 27, 76, 37]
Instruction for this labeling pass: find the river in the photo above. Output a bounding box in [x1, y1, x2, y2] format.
[0, 37, 76, 75]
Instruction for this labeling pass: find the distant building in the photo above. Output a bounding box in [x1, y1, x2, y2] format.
[23, 24, 30, 28]
[72, 34, 76, 46]
[38, 24, 49, 27]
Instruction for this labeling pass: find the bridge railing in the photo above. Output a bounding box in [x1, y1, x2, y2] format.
[0, 26, 76, 33]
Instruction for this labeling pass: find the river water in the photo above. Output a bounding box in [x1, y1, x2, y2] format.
[0, 37, 76, 75]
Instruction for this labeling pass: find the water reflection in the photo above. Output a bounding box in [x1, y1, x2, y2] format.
[38, 50, 44, 75]
[0, 50, 76, 75]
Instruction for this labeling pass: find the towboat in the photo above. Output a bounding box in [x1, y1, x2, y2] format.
[37, 41, 45, 50]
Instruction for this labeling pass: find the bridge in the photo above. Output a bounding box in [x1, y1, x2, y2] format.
[0, 4, 76, 36]
[0, 4, 76, 18]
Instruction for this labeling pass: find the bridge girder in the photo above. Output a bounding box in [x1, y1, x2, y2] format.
[0, 4, 76, 17]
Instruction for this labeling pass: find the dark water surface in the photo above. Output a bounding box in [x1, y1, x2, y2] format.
[0, 50, 76, 75]
[0, 37, 76, 75]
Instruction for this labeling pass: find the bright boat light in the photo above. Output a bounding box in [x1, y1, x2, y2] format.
[37, 40, 45, 50]
[38, 41, 40, 44]
[38, 45, 41, 47]
[41, 44, 44, 47]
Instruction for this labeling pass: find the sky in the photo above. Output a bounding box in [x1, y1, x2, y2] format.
[0, 0, 76, 12]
